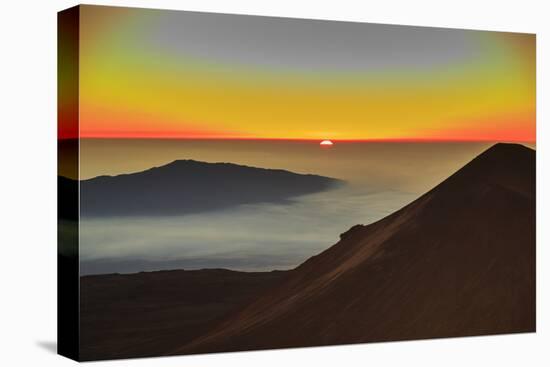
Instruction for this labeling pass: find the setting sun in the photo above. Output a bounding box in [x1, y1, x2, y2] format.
[320, 140, 334, 146]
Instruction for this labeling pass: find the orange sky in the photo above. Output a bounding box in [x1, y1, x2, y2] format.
[62, 6, 536, 142]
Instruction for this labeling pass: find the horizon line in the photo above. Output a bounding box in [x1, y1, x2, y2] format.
[59, 136, 536, 144]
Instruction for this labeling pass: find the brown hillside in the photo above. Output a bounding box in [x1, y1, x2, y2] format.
[175, 143, 536, 355]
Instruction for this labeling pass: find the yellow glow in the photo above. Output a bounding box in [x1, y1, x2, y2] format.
[75, 6, 536, 142]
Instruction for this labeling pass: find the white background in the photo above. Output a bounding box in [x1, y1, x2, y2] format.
[0, 0, 548, 365]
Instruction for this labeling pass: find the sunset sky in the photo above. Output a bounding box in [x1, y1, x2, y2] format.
[62, 5, 535, 142]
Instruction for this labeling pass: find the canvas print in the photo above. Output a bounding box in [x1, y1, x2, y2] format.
[58, 5, 536, 362]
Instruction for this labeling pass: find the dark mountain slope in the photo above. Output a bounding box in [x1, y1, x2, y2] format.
[175, 143, 535, 354]
[78, 160, 342, 217]
[79, 269, 289, 361]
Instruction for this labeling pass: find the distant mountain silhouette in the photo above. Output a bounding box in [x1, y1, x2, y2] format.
[174, 143, 535, 354]
[77, 160, 342, 217]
